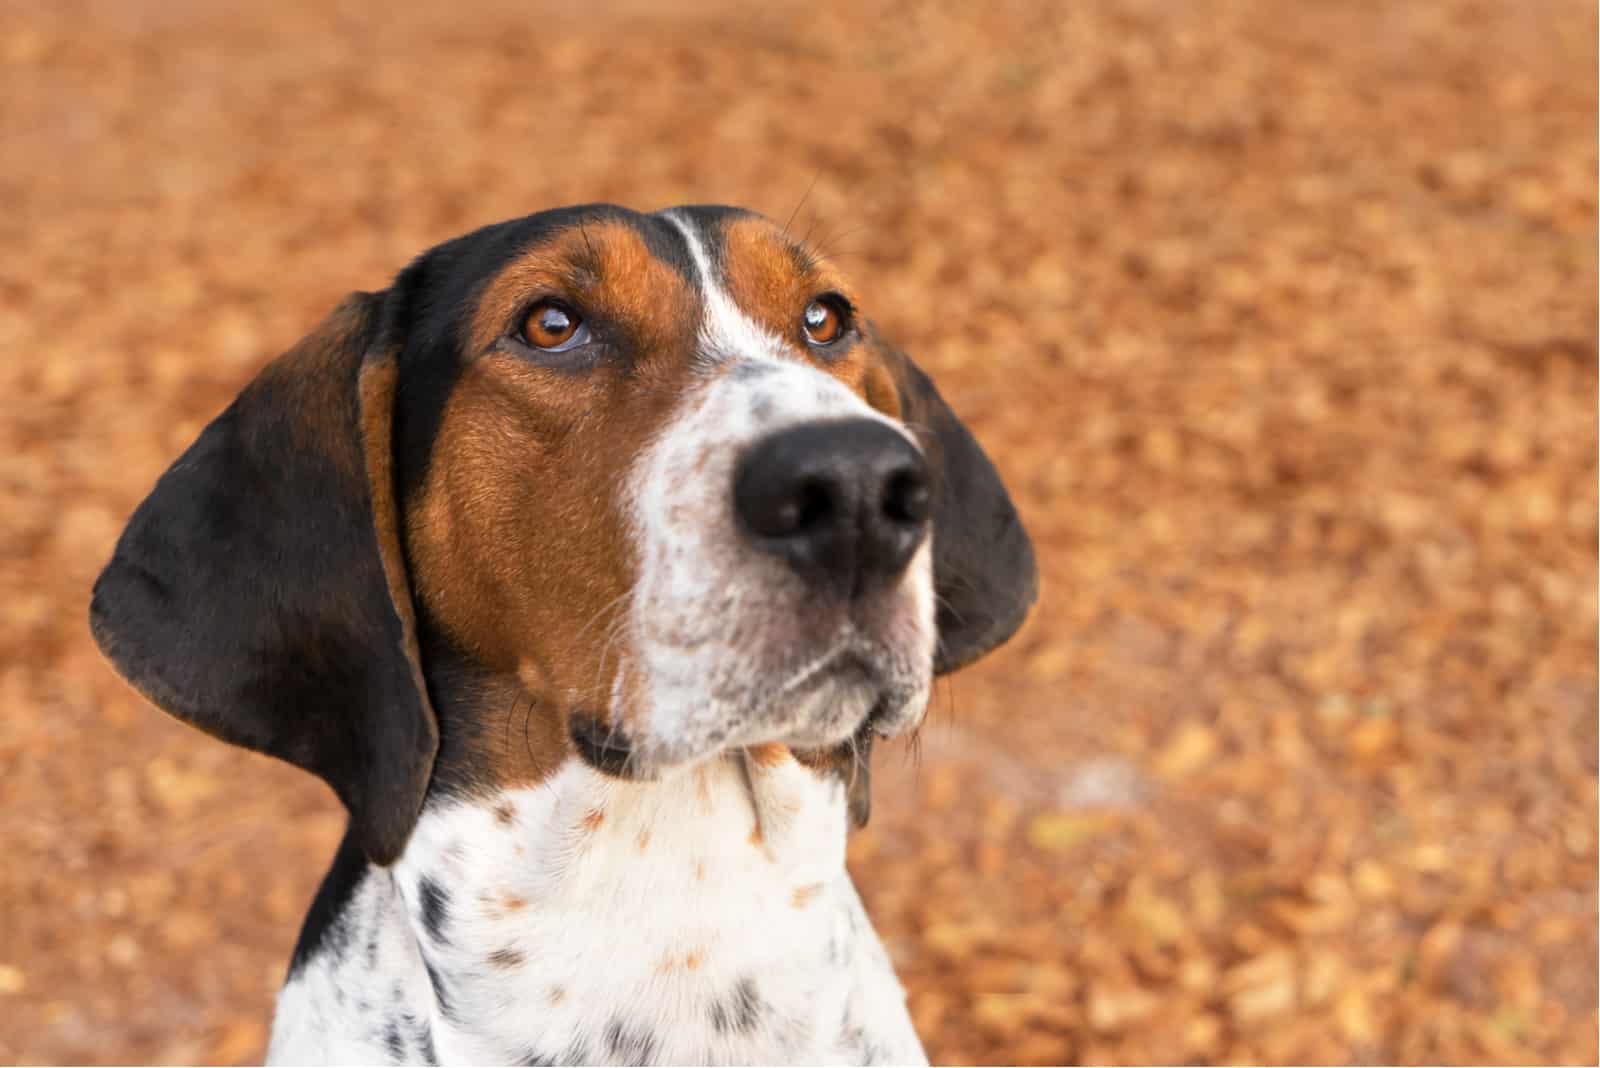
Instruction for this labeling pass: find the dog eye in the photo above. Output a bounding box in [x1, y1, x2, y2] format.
[519, 300, 588, 351]
[802, 297, 850, 346]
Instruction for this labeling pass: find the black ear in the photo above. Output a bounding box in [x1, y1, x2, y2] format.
[89, 292, 438, 865]
[885, 344, 1039, 674]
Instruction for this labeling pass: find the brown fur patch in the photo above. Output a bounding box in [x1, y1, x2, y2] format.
[717, 215, 903, 417]
[548, 986, 566, 1006]
[636, 829, 651, 851]
[746, 743, 791, 769]
[654, 948, 705, 975]
[580, 807, 606, 832]
[502, 892, 527, 912]
[719, 216, 855, 345]
[791, 883, 824, 908]
[404, 219, 700, 787]
[493, 801, 517, 826]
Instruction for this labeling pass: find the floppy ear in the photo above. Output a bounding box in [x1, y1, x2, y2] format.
[89, 292, 438, 865]
[881, 343, 1039, 674]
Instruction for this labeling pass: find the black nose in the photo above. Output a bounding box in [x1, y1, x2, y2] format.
[733, 419, 931, 597]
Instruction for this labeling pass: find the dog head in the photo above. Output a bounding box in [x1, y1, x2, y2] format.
[90, 204, 1037, 863]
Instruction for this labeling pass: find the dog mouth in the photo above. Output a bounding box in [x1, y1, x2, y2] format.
[569, 648, 916, 779]
[569, 712, 648, 780]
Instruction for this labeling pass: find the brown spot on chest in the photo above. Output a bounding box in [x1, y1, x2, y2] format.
[791, 883, 824, 908]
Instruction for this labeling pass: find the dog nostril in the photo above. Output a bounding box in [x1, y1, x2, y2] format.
[882, 469, 931, 525]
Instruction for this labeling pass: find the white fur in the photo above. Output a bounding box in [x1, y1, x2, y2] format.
[268, 756, 926, 1065]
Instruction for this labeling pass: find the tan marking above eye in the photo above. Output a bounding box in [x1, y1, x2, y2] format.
[520, 300, 582, 349]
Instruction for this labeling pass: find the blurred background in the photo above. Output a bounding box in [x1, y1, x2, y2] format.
[2, 0, 1595, 1063]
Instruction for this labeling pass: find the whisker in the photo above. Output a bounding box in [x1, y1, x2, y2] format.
[783, 171, 823, 238]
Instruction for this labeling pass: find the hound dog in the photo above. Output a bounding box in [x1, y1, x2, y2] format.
[90, 204, 1037, 1066]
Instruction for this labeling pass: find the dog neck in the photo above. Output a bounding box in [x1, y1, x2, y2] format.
[267, 747, 923, 1065]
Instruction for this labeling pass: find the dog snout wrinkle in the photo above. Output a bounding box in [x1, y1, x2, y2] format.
[733, 419, 930, 599]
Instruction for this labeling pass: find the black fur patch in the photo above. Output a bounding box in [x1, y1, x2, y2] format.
[423, 959, 455, 1021]
[710, 976, 763, 1035]
[287, 829, 368, 975]
[604, 1018, 658, 1066]
[885, 338, 1038, 673]
[417, 875, 450, 943]
[411, 1016, 438, 1066]
[383, 1021, 405, 1062]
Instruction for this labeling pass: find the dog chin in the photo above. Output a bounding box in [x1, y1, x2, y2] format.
[576, 654, 928, 779]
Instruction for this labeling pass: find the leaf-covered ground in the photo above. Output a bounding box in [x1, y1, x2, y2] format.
[2, 1, 1594, 1063]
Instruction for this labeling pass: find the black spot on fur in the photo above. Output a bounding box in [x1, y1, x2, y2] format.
[383, 1021, 405, 1062]
[488, 946, 525, 969]
[412, 1017, 438, 1066]
[417, 876, 450, 944]
[424, 959, 456, 1021]
[605, 1017, 658, 1066]
[729, 359, 774, 381]
[710, 976, 763, 1035]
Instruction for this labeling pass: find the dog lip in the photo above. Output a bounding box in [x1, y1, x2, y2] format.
[778, 646, 879, 699]
[568, 712, 647, 779]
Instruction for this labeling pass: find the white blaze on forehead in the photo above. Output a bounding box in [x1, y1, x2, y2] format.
[662, 210, 794, 365]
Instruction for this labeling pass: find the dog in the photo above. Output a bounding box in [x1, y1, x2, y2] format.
[90, 204, 1037, 1065]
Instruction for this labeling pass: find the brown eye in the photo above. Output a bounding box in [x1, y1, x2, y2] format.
[802, 297, 849, 346]
[519, 300, 585, 351]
